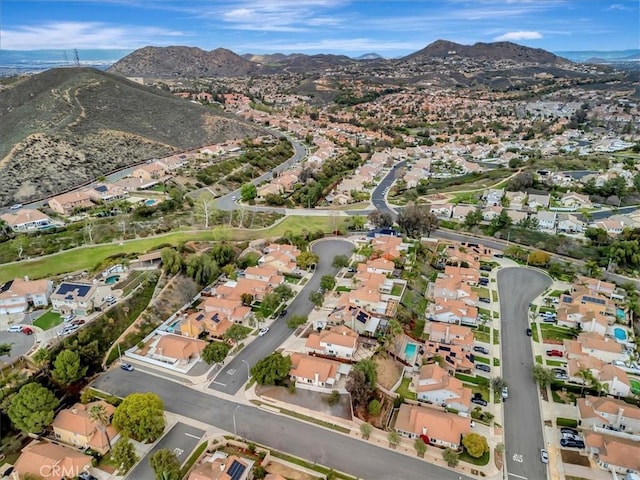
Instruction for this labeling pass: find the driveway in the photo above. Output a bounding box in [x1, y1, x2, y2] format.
[1, 328, 35, 363]
[208, 239, 354, 395]
[127, 422, 205, 480]
[497, 267, 552, 480]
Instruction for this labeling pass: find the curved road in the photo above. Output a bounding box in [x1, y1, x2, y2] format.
[208, 239, 354, 395]
[497, 268, 552, 480]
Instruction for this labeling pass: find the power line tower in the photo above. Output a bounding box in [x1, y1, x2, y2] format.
[63, 51, 69, 65]
[73, 49, 80, 66]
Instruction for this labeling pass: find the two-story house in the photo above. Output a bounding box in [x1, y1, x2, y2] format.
[0, 209, 52, 232]
[0, 277, 53, 315]
[52, 401, 117, 454]
[416, 364, 472, 412]
[13, 441, 93, 480]
[50, 282, 110, 316]
[578, 395, 640, 434]
[289, 353, 351, 393]
[48, 191, 94, 215]
[305, 326, 358, 360]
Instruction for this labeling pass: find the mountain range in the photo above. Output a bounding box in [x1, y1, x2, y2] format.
[0, 67, 261, 206]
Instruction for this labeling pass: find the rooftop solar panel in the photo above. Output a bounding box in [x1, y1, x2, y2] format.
[227, 460, 246, 480]
[56, 282, 92, 297]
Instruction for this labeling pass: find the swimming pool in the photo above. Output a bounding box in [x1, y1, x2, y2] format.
[166, 319, 181, 333]
[617, 308, 625, 320]
[614, 327, 627, 341]
[105, 275, 120, 285]
[405, 343, 417, 360]
[145, 199, 156, 206]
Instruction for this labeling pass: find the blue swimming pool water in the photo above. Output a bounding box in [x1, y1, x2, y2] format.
[617, 308, 625, 319]
[105, 275, 120, 285]
[166, 319, 181, 333]
[614, 327, 627, 341]
[405, 343, 417, 359]
[145, 199, 155, 206]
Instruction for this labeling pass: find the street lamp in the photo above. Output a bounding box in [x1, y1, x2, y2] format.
[241, 360, 250, 381]
[232, 405, 240, 437]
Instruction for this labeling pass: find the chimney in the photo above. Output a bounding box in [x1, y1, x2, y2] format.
[422, 426, 427, 435]
[616, 406, 625, 428]
[314, 372, 319, 385]
[445, 326, 450, 344]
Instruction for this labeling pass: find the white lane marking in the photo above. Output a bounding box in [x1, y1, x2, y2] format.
[184, 432, 200, 439]
[211, 381, 227, 386]
[508, 473, 528, 480]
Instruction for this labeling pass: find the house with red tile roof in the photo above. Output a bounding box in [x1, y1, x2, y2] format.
[13, 440, 93, 480]
[416, 364, 472, 412]
[180, 310, 234, 339]
[48, 191, 94, 215]
[428, 323, 474, 349]
[578, 395, 640, 434]
[422, 340, 474, 373]
[150, 334, 206, 363]
[432, 275, 478, 305]
[52, 401, 117, 454]
[289, 353, 351, 392]
[188, 452, 253, 480]
[427, 298, 478, 326]
[584, 431, 640, 474]
[370, 235, 406, 260]
[305, 326, 358, 360]
[0, 277, 53, 314]
[395, 404, 471, 450]
[0, 208, 52, 232]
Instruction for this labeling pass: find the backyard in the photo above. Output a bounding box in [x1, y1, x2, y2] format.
[374, 354, 404, 390]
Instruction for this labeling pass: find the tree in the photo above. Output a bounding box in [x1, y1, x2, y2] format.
[368, 210, 393, 229]
[309, 291, 324, 308]
[489, 209, 512, 234]
[0, 343, 11, 357]
[185, 254, 219, 285]
[462, 433, 489, 458]
[194, 193, 217, 229]
[8, 383, 59, 433]
[51, 349, 87, 387]
[442, 447, 460, 467]
[113, 393, 165, 443]
[31, 347, 51, 369]
[320, 275, 336, 291]
[111, 436, 139, 474]
[354, 358, 377, 386]
[584, 260, 602, 278]
[253, 466, 267, 480]
[260, 292, 282, 317]
[240, 293, 254, 306]
[160, 248, 183, 275]
[464, 209, 483, 228]
[201, 342, 231, 365]
[273, 284, 294, 302]
[387, 431, 400, 448]
[414, 438, 427, 457]
[532, 364, 556, 389]
[240, 183, 257, 202]
[210, 243, 236, 266]
[368, 399, 381, 416]
[296, 251, 319, 269]
[224, 324, 249, 344]
[346, 369, 371, 407]
[89, 403, 112, 450]
[359, 422, 372, 440]
[286, 315, 307, 328]
[251, 353, 292, 385]
[491, 376, 507, 393]
[528, 250, 551, 266]
[332, 255, 350, 268]
[396, 204, 439, 238]
[149, 449, 181, 480]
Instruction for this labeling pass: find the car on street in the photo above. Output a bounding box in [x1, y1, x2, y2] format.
[540, 449, 549, 464]
[473, 346, 489, 354]
[8, 325, 23, 332]
[546, 349, 563, 357]
[22, 327, 34, 335]
[501, 386, 509, 399]
[258, 327, 270, 336]
[10, 203, 22, 210]
[475, 364, 491, 373]
[120, 363, 134, 372]
[471, 397, 488, 406]
[526, 328, 533, 336]
[279, 309, 288, 318]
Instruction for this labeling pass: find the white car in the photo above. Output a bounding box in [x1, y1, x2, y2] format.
[258, 327, 270, 337]
[8, 325, 23, 332]
[58, 324, 80, 336]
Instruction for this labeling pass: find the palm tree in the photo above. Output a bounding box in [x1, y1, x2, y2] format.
[584, 260, 602, 279]
[89, 403, 112, 450]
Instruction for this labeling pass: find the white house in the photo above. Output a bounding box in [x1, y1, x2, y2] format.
[578, 395, 640, 434]
[557, 214, 585, 233]
[416, 364, 472, 412]
[0, 278, 53, 315]
[304, 326, 358, 360]
[535, 211, 557, 232]
[0, 209, 52, 232]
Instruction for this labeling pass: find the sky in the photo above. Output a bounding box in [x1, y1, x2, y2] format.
[1, 0, 639, 57]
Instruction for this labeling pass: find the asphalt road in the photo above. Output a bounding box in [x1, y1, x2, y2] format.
[0, 329, 35, 362]
[497, 267, 552, 480]
[93, 369, 473, 480]
[127, 422, 205, 480]
[370, 160, 407, 219]
[208, 239, 354, 395]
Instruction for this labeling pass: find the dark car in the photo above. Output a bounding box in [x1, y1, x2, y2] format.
[561, 427, 579, 435]
[471, 397, 488, 406]
[473, 346, 489, 354]
[478, 278, 489, 286]
[479, 265, 492, 272]
[526, 328, 533, 336]
[78, 472, 98, 480]
[279, 309, 288, 318]
[120, 363, 134, 372]
[560, 438, 584, 448]
[475, 364, 491, 373]
[479, 297, 491, 304]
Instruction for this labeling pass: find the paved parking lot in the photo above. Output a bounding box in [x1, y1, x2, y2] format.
[127, 422, 205, 479]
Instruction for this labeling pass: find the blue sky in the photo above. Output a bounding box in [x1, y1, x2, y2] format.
[1, 0, 638, 56]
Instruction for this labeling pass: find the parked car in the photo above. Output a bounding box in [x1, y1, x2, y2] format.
[478, 278, 489, 286]
[58, 325, 79, 336]
[78, 472, 98, 480]
[473, 346, 489, 354]
[501, 386, 509, 399]
[560, 438, 584, 448]
[561, 427, 579, 436]
[8, 325, 23, 333]
[540, 449, 549, 464]
[120, 363, 134, 372]
[546, 349, 563, 357]
[22, 327, 34, 335]
[258, 327, 270, 337]
[471, 397, 488, 406]
[63, 314, 76, 323]
[9, 203, 22, 210]
[479, 297, 491, 304]
[479, 265, 492, 272]
[493, 253, 504, 258]
[71, 319, 86, 326]
[279, 309, 288, 318]
[526, 328, 533, 336]
[475, 364, 491, 373]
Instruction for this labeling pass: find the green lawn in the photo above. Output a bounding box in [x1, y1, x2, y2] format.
[0, 216, 334, 282]
[478, 308, 491, 317]
[473, 286, 491, 298]
[492, 291, 498, 302]
[459, 449, 490, 466]
[474, 325, 491, 343]
[33, 311, 63, 330]
[493, 358, 500, 367]
[531, 323, 540, 343]
[540, 324, 575, 342]
[391, 284, 403, 296]
[535, 355, 543, 364]
[549, 290, 565, 297]
[474, 356, 490, 364]
[546, 360, 566, 367]
[336, 286, 351, 292]
[395, 376, 417, 400]
[492, 329, 500, 345]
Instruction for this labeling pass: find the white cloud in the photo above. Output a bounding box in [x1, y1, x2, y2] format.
[493, 31, 543, 41]
[0, 21, 188, 50]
